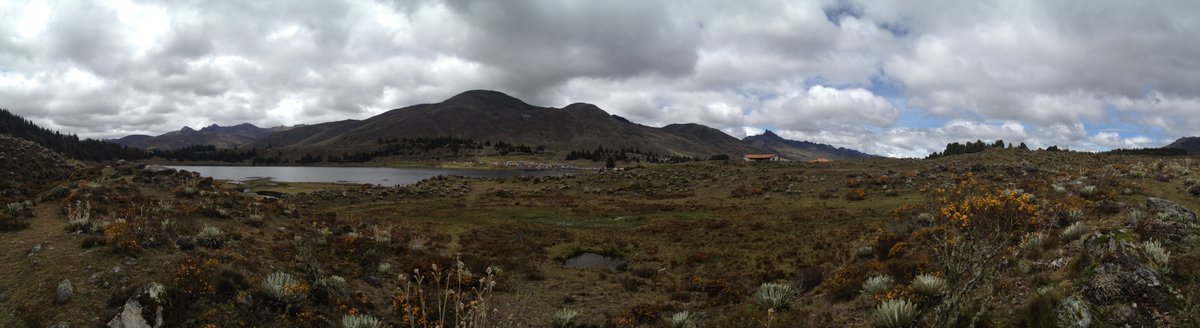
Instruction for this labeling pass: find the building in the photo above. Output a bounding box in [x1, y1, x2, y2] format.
[742, 154, 780, 162]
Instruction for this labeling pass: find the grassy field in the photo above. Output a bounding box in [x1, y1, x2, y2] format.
[3, 148, 1199, 327]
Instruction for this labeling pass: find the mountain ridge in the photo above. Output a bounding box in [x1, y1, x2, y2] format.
[742, 130, 876, 160]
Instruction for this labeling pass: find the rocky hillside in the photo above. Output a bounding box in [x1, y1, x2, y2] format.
[742, 130, 875, 160]
[114, 123, 290, 150]
[0, 135, 80, 230]
[251, 90, 765, 158]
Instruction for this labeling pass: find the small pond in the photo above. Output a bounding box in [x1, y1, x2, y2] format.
[563, 253, 628, 271]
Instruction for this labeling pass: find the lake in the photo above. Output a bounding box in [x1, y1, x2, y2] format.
[167, 165, 573, 186]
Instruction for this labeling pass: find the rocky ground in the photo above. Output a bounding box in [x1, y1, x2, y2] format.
[1, 137, 1198, 327]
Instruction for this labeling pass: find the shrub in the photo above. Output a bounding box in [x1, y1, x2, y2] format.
[846, 189, 867, 201]
[341, 314, 383, 328]
[873, 299, 918, 328]
[553, 308, 581, 328]
[104, 219, 141, 255]
[316, 275, 348, 294]
[910, 274, 946, 297]
[196, 226, 226, 249]
[862, 275, 895, 295]
[1140, 240, 1170, 271]
[755, 282, 793, 310]
[261, 272, 308, 305]
[1060, 221, 1087, 242]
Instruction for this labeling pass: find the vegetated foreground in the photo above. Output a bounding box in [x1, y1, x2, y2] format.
[2, 138, 1199, 327]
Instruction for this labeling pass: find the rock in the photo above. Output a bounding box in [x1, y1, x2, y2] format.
[48, 322, 70, 328]
[1146, 197, 1197, 223]
[41, 185, 69, 200]
[1055, 294, 1092, 328]
[106, 282, 167, 328]
[56, 279, 73, 304]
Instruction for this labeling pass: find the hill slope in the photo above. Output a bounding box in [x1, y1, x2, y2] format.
[1164, 137, 1200, 154]
[0, 109, 145, 161]
[115, 123, 289, 150]
[252, 90, 765, 158]
[742, 130, 875, 160]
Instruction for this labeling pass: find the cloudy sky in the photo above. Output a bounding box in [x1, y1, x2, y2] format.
[2, 0, 1199, 157]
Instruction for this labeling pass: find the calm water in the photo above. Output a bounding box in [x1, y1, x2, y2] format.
[168, 165, 571, 186]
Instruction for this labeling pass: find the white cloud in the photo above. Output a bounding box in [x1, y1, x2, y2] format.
[0, 0, 1196, 156]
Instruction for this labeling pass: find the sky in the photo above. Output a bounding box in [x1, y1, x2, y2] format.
[2, 0, 1199, 157]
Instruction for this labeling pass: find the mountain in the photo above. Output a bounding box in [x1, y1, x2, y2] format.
[742, 130, 875, 161]
[115, 123, 290, 150]
[252, 90, 765, 158]
[1164, 137, 1200, 154]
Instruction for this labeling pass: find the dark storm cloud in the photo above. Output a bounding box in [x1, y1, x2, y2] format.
[1, 0, 1198, 156]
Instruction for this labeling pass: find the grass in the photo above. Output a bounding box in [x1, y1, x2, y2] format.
[7, 151, 1200, 327]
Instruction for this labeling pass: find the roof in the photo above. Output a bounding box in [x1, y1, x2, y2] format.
[743, 154, 779, 159]
[809, 158, 833, 163]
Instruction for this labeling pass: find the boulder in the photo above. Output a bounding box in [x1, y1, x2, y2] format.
[56, 279, 73, 304]
[106, 282, 167, 328]
[1146, 197, 1197, 223]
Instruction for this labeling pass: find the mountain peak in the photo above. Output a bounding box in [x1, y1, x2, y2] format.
[760, 130, 781, 139]
[443, 90, 527, 108]
[180, 126, 196, 134]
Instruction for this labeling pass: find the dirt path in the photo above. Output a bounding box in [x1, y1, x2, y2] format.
[0, 202, 128, 326]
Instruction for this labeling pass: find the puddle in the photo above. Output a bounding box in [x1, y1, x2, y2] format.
[563, 253, 627, 271]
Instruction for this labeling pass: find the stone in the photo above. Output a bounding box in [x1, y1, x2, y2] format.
[1146, 197, 1197, 223]
[56, 279, 73, 304]
[1055, 294, 1092, 328]
[106, 282, 167, 328]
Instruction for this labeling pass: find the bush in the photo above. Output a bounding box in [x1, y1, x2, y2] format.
[873, 299, 918, 328]
[342, 314, 383, 328]
[755, 282, 793, 310]
[861, 275, 895, 295]
[846, 189, 867, 201]
[910, 274, 946, 297]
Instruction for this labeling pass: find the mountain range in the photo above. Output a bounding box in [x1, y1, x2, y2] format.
[112, 123, 291, 150]
[114, 90, 878, 161]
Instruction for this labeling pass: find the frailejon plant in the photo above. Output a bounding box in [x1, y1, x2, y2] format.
[65, 201, 94, 233]
[666, 311, 697, 328]
[910, 274, 946, 297]
[342, 314, 383, 328]
[873, 299, 918, 328]
[862, 275, 895, 295]
[262, 272, 308, 306]
[1061, 221, 1088, 242]
[1140, 240, 1170, 271]
[1019, 232, 1046, 254]
[553, 308, 581, 328]
[755, 282, 793, 310]
[196, 225, 226, 248]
